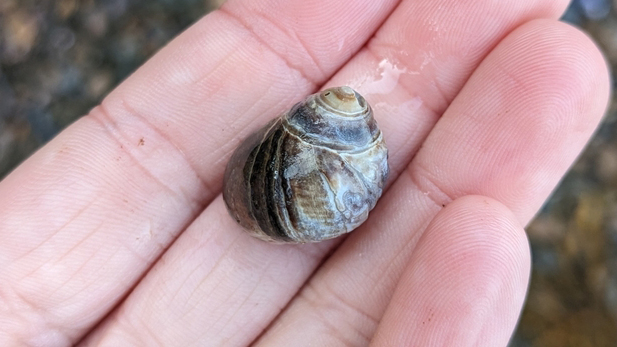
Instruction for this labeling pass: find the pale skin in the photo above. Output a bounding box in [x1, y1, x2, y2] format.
[0, 0, 610, 345]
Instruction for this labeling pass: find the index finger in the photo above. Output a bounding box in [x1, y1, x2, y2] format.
[0, 0, 399, 343]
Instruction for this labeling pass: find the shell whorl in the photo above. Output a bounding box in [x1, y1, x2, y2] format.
[284, 86, 380, 151]
[223, 87, 388, 243]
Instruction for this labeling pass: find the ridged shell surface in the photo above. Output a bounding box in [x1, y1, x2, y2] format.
[223, 86, 388, 243]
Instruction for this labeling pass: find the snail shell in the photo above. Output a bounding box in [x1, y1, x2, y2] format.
[223, 86, 388, 243]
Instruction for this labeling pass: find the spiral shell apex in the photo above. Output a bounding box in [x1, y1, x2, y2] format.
[223, 86, 389, 243]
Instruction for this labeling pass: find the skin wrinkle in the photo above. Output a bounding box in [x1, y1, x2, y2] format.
[287, 238, 336, 263]
[404, 159, 455, 209]
[183, 63, 307, 159]
[16, 218, 103, 284]
[7, 285, 73, 346]
[189, 278, 248, 344]
[163, 261, 211, 313]
[298, 281, 379, 346]
[248, 9, 327, 78]
[11, 198, 96, 263]
[327, 330, 362, 347]
[493, 57, 536, 94]
[1, 176, 96, 259]
[58, 248, 124, 311]
[367, 228, 420, 292]
[181, 240, 242, 312]
[48, 252, 124, 333]
[191, 262, 256, 321]
[318, 281, 378, 345]
[322, 277, 381, 329]
[53, 222, 105, 267]
[126, 315, 164, 347]
[17, 224, 132, 344]
[206, 85, 279, 171]
[288, 27, 327, 79]
[89, 103, 207, 208]
[45, 261, 104, 324]
[188, 39, 244, 90]
[223, 0, 402, 84]
[53, 269, 120, 342]
[295, 282, 363, 347]
[213, 261, 275, 337]
[217, 7, 320, 88]
[239, 241, 340, 334]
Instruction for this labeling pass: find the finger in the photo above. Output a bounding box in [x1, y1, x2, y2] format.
[0, 0, 399, 344]
[256, 20, 609, 345]
[371, 196, 530, 346]
[82, 1, 572, 346]
[327, 0, 571, 179]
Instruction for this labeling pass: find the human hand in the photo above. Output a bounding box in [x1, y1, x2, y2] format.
[0, 0, 609, 345]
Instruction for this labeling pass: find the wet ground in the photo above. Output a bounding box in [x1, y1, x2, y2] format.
[1, 0, 616, 345]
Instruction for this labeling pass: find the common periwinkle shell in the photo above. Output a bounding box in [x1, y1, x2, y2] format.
[223, 86, 388, 243]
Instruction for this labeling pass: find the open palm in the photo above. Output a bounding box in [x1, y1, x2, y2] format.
[0, 0, 609, 345]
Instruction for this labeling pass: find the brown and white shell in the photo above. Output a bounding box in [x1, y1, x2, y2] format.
[223, 86, 388, 243]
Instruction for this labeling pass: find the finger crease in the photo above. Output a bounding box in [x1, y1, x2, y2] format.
[88, 102, 209, 210]
[404, 160, 455, 210]
[216, 7, 320, 88]
[303, 280, 379, 345]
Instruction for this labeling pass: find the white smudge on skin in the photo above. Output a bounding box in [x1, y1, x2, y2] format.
[350, 59, 413, 96]
[337, 37, 345, 52]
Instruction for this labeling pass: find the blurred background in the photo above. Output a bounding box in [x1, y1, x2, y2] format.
[0, 0, 615, 345]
